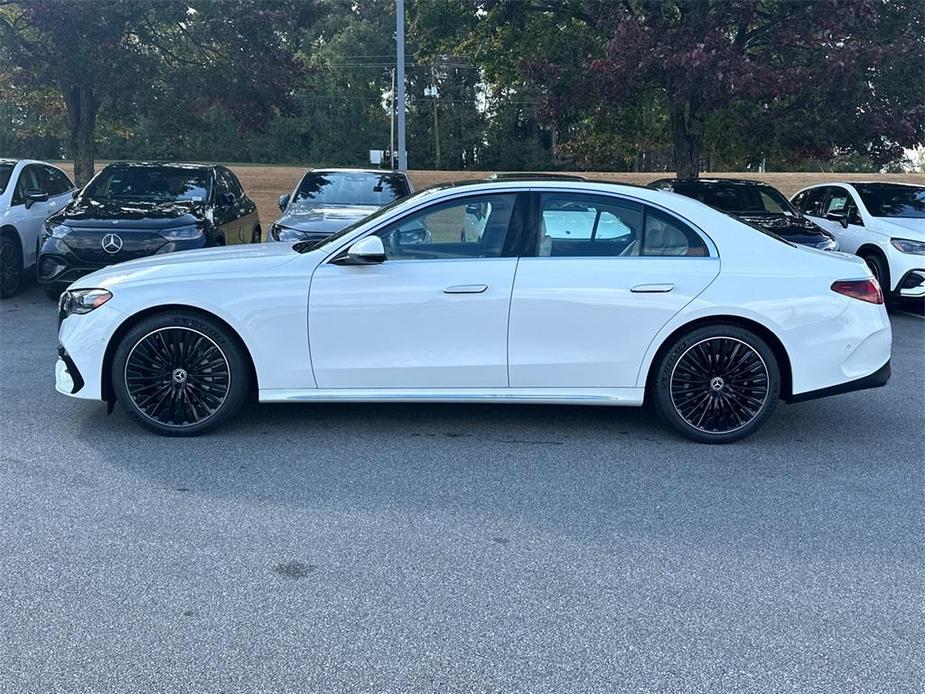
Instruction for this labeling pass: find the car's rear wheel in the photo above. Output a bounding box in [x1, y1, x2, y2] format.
[0, 235, 23, 299]
[111, 311, 250, 436]
[653, 325, 780, 444]
[251, 226, 261, 243]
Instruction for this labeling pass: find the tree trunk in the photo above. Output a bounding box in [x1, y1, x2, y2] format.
[63, 85, 99, 186]
[669, 99, 704, 179]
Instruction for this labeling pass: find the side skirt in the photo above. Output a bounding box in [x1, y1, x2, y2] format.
[259, 387, 646, 406]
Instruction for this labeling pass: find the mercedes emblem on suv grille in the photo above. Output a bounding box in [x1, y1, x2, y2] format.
[101, 233, 123, 254]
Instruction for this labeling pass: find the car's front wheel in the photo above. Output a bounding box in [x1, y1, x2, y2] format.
[111, 311, 250, 436]
[0, 235, 23, 299]
[652, 324, 780, 444]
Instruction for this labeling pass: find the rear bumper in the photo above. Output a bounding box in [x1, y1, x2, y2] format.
[787, 359, 890, 403]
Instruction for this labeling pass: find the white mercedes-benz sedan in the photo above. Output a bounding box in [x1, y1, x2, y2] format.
[54, 179, 892, 443]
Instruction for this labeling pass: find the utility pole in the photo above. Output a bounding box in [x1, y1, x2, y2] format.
[389, 68, 396, 170]
[431, 64, 440, 170]
[396, 0, 407, 172]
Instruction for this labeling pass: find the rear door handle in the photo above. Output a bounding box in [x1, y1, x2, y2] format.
[444, 284, 488, 294]
[631, 283, 674, 293]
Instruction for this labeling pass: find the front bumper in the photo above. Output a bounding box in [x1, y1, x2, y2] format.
[55, 346, 85, 395]
[56, 303, 127, 400]
[897, 269, 925, 299]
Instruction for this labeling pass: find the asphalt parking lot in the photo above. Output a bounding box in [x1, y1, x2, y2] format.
[1, 282, 923, 694]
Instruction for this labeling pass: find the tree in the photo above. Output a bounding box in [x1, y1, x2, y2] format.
[0, 0, 316, 183]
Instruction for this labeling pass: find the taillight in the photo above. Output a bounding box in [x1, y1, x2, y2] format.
[831, 279, 883, 304]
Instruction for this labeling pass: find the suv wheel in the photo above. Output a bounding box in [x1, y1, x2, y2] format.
[0, 235, 22, 299]
[653, 324, 781, 444]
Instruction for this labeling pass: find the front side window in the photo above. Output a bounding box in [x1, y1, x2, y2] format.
[295, 171, 410, 208]
[855, 184, 925, 219]
[12, 165, 41, 205]
[39, 166, 71, 195]
[375, 193, 517, 260]
[826, 188, 850, 215]
[84, 166, 210, 202]
[802, 187, 828, 217]
[0, 164, 14, 195]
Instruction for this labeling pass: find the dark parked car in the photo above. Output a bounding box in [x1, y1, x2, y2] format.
[270, 168, 413, 243]
[649, 178, 838, 250]
[38, 162, 260, 299]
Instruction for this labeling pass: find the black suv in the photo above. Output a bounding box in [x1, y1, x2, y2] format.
[38, 162, 260, 299]
[649, 178, 837, 250]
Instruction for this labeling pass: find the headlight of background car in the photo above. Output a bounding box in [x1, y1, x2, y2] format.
[161, 224, 204, 241]
[890, 238, 925, 255]
[816, 234, 838, 251]
[60, 288, 112, 317]
[270, 223, 308, 242]
[41, 222, 71, 244]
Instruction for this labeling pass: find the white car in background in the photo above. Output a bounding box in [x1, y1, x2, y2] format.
[0, 159, 76, 298]
[791, 182, 925, 300]
[54, 180, 891, 443]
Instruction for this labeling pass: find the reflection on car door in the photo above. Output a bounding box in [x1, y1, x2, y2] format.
[309, 192, 524, 388]
[508, 192, 720, 388]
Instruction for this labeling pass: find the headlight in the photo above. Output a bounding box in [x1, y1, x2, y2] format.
[890, 238, 925, 255]
[41, 222, 71, 243]
[270, 223, 309, 242]
[59, 288, 112, 317]
[161, 224, 204, 241]
[815, 234, 838, 251]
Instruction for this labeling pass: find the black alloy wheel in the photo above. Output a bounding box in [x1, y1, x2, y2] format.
[653, 325, 780, 443]
[112, 311, 250, 435]
[0, 235, 22, 299]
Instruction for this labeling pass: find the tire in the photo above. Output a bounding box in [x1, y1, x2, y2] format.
[0, 235, 23, 299]
[111, 310, 251, 436]
[652, 324, 781, 444]
[860, 251, 891, 304]
[251, 226, 261, 244]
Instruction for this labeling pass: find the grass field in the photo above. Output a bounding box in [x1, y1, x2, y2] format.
[55, 163, 925, 232]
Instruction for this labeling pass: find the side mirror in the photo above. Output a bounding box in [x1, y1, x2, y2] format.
[343, 236, 386, 264]
[221, 192, 237, 207]
[825, 211, 849, 229]
[278, 193, 290, 211]
[23, 189, 49, 209]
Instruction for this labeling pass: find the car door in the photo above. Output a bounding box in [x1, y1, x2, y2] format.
[308, 192, 524, 388]
[223, 167, 260, 243]
[810, 186, 866, 253]
[508, 191, 720, 388]
[9, 164, 56, 268]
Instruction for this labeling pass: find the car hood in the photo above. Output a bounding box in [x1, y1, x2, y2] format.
[873, 217, 925, 240]
[735, 214, 833, 244]
[276, 203, 379, 235]
[52, 198, 205, 230]
[70, 242, 299, 290]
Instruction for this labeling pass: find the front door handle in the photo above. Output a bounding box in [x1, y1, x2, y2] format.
[631, 283, 674, 293]
[444, 284, 488, 294]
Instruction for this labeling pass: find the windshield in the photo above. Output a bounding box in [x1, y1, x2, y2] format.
[0, 164, 13, 195]
[294, 171, 410, 207]
[84, 166, 210, 202]
[855, 184, 925, 218]
[675, 182, 795, 216]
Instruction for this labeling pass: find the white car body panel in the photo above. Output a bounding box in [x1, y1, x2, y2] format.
[795, 182, 925, 295]
[0, 159, 75, 268]
[56, 181, 891, 415]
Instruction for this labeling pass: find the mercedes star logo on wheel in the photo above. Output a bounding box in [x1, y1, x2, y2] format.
[101, 233, 123, 254]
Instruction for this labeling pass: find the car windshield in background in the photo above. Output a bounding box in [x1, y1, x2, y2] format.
[84, 167, 209, 202]
[855, 184, 925, 218]
[0, 164, 13, 195]
[675, 183, 794, 216]
[294, 172, 409, 207]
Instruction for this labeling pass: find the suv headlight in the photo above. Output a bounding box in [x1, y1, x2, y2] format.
[270, 223, 308, 242]
[161, 224, 204, 241]
[60, 288, 112, 317]
[890, 238, 925, 255]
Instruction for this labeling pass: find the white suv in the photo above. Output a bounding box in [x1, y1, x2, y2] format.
[792, 182, 925, 301]
[0, 159, 76, 298]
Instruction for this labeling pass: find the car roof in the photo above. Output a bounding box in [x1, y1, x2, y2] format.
[488, 172, 588, 181]
[654, 177, 773, 186]
[104, 161, 215, 170]
[309, 168, 409, 177]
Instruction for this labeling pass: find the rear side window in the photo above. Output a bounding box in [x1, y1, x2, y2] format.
[640, 207, 709, 257]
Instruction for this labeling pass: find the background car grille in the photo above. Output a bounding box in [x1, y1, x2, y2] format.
[62, 230, 168, 264]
